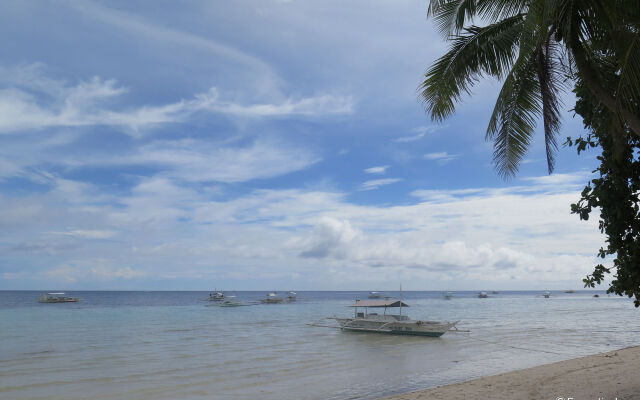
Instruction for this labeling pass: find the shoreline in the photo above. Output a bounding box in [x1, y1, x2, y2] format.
[382, 345, 640, 400]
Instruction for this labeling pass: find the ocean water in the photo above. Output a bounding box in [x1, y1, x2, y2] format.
[1, 290, 639, 400]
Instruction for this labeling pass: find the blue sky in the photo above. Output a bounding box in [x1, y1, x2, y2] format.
[0, 0, 606, 290]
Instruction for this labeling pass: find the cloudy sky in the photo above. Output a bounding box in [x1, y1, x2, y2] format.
[1, 0, 606, 290]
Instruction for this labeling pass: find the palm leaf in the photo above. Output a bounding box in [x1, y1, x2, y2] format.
[427, 0, 527, 37]
[420, 14, 524, 121]
[476, 0, 529, 26]
[615, 32, 640, 117]
[536, 38, 563, 174]
[487, 52, 541, 178]
[427, 0, 478, 38]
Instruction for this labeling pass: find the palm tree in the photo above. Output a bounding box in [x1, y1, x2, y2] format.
[421, 0, 640, 178]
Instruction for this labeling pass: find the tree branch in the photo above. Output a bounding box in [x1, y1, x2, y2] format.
[570, 41, 640, 138]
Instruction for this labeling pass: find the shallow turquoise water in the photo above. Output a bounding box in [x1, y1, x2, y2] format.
[1, 290, 638, 399]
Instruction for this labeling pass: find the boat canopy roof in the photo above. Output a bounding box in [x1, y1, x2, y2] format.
[350, 299, 409, 308]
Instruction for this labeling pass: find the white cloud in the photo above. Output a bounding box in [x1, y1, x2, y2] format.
[62, 138, 321, 184]
[2, 272, 25, 280]
[394, 126, 436, 143]
[0, 66, 353, 135]
[424, 151, 460, 164]
[45, 262, 146, 283]
[47, 229, 117, 239]
[364, 165, 389, 174]
[299, 217, 360, 259]
[359, 178, 402, 191]
[0, 170, 605, 289]
[411, 171, 593, 202]
[90, 265, 146, 280]
[64, 0, 278, 87]
[0, 0, 607, 291]
[0, 157, 21, 179]
[193, 87, 353, 117]
[521, 172, 591, 187]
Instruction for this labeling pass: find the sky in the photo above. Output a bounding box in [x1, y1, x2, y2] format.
[0, 0, 607, 291]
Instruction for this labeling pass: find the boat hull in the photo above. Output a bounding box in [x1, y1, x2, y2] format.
[340, 327, 446, 337]
[335, 318, 455, 337]
[260, 299, 283, 304]
[38, 299, 78, 303]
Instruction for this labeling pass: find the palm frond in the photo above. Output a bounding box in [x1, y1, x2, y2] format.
[427, 0, 527, 37]
[615, 32, 640, 117]
[476, 0, 529, 26]
[427, 0, 478, 38]
[420, 14, 524, 121]
[487, 53, 541, 179]
[536, 38, 563, 174]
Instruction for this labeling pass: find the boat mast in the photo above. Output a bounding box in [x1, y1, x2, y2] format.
[399, 284, 402, 316]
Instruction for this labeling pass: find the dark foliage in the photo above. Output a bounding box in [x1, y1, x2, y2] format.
[568, 81, 640, 307]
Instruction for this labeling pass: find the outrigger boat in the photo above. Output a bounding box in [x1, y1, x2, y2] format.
[286, 291, 297, 301]
[208, 291, 225, 301]
[218, 296, 247, 307]
[335, 299, 457, 337]
[38, 292, 78, 303]
[260, 292, 284, 304]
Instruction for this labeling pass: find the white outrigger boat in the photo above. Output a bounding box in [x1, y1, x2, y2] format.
[260, 292, 284, 304]
[208, 291, 225, 301]
[286, 291, 297, 301]
[335, 299, 457, 337]
[38, 292, 78, 303]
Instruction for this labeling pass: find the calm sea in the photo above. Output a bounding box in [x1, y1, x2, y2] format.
[1, 290, 638, 400]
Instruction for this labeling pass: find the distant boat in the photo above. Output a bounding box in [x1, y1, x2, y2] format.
[443, 291, 453, 300]
[334, 299, 457, 337]
[260, 292, 284, 304]
[38, 292, 78, 303]
[477, 292, 488, 298]
[593, 294, 600, 298]
[208, 291, 225, 301]
[286, 291, 297, 301]
[491, 291, 499, 294]
[543, 290, 551, 298]
[368, 291, 383, 299]
[564, 290, 576, 293]
[218, 296, 247, 307]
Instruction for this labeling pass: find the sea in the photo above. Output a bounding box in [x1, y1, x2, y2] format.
[1, 290, 639, 400]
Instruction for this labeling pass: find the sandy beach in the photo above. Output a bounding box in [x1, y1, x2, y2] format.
[383, 346, 640, 400]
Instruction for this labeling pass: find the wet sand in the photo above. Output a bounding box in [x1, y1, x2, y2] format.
[383, 346, 640, 400]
